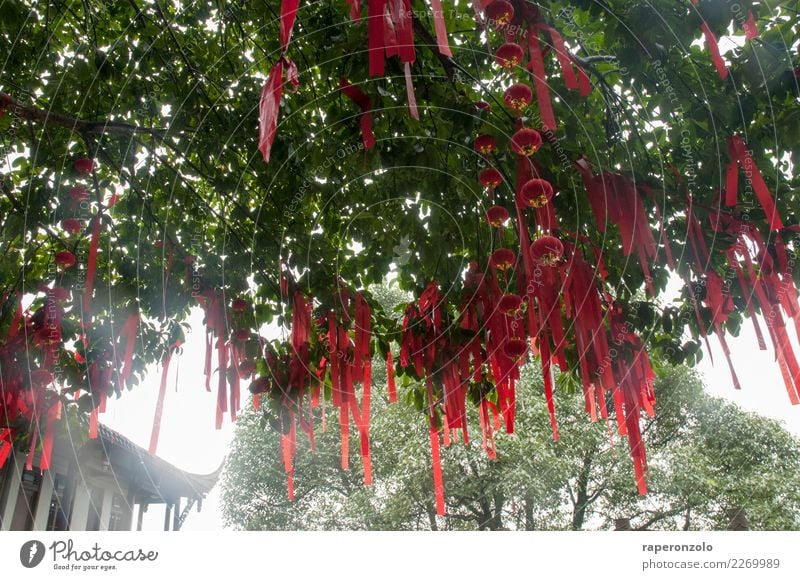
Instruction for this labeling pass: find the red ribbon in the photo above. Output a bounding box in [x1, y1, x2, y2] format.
[149, 348, 173, 455]
[345, 0, 360, 20]
[82, 215, 101, 325]
[339, 77, 376, 149]
[743, 11, 759, 40]
[259, 0, 300, 163]
[729, 135, 783, 230]
[700, 22, 728, 80]
[429, 0, 452, 57]
[528, 28, 556, 131]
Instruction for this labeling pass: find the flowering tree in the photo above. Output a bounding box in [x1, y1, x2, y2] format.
[1, 1, 799, 508]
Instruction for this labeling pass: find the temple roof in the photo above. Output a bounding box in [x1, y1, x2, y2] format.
[71, 424, 223, 505]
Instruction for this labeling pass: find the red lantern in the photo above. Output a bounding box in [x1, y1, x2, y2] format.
[486, 205, 510, 227]
[74, 157, 94, 174]
[485, 0, 514, 28]
[474, 134, 497, 155]
[54, 250, 76, 269]
[231, 298, 248, 312]
[503, 338, 528, 359]
[499, 293, 523, 315]
[520, 178, 554, 208]
[530, 235, 564, 266]
[68, 186, 89, 202]
[479, 167, 503, 189]
[490, 248, 516, 271]
[511, 128, 542, 156]
[503, 83, 532, 113]
[62, 218, 83, 234]
[495, 43, 524, 69]
[474, 100, 492, 112]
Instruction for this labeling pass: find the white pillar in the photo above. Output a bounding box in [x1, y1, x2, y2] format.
[69, 481, 91, 531]
[98, 489, 113, 531]
[32, 472, 55, 531]
[0, 451, 24, 531]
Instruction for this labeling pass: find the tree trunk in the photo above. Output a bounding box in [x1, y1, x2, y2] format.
[571, 453, 593, 530]
[524, 490, 535, 531]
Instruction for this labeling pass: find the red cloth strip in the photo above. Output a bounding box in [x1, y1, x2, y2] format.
[700, 22, 728, 79]
[279, 0, 300, 50]
[387, 350, 397, 402]
[258, 60, 284, 163]
[730, 135, 783, 230]
[548, 27, 578, 90]
[149, 349, 172, 454]
[528, 30, 557, 131]
[429, 0, 452, 57]
[339, 77, 376, 149]
[368, 0, 386, 76]
[82, 215, 101, 324]
[346, 0, 360, 20]
[725, 138, 739, 206]
[404, 62, 419, 120]
[743, 11, 759, 40]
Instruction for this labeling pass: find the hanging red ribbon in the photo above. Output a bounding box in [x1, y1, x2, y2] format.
[82, 215, 101, 325]
[728, 135, 783, 230]
[743, 11, 759, 40]
[429, 0, 452, 57]
[527, 28, 556, 131]
[339, 77, 376, 149]
[700, 22, 728, 80]
[149, 348, 173, 455]
[258, 0, 300, 163]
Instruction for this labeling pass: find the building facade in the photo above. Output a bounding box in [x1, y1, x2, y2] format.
[0, 425, 219, 531]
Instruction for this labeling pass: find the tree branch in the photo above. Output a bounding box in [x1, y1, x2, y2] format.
[0, 92, 167, 138]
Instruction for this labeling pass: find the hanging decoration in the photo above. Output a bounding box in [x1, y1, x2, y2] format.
[258, 0, 301, 162]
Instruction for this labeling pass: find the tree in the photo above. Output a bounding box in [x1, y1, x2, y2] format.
[2, 1, 800, 508]
[221, 359, 800, 530]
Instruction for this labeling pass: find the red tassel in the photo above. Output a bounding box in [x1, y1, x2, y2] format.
[149, 349, 173, 454]
[339, 77, 376, 149]
[528, 29, 557, 131]
[700, 22, 728, 79]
